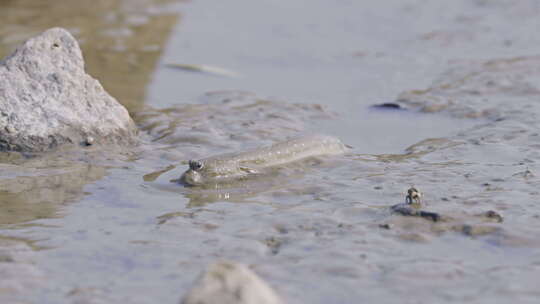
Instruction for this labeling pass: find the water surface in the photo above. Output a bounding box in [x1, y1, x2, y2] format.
[1, 1, 540, 303]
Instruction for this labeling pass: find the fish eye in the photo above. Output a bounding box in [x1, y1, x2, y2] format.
[189, 160, 203, 171]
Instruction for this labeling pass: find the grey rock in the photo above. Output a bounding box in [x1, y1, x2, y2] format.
[0, 27, 137, 152]
[181, 261, 283, 304]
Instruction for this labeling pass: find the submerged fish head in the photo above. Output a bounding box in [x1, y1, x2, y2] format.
[181, 160, 205, 186]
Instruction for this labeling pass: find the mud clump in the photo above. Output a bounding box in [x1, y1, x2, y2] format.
[479, 210, 504, 223]
[452, 224, 501, 237]
[386, 188, 508, 241]
[396, 56, 540, 120]
[0, 27, 137, 152]
[391, 205, 441, 222]
[134, 91, 335, 159]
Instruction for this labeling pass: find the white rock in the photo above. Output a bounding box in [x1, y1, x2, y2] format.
[181, 261, 283, 304]
[0, 27, 137, 152]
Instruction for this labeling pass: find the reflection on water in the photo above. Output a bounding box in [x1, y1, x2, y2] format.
[0, 0, 179, 248]
[0, 0, 179, 112]
[0, 235, 47, 251]
[0, 160, 106, 227]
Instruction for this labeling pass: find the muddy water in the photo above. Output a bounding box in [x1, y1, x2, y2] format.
[2, 0, 540, 303]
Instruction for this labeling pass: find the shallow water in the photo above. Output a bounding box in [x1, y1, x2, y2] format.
[2, 0, 540, 303]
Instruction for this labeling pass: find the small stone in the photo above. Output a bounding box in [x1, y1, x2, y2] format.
[482, 210, 504, 223]
[370, 102, 405, 110]
[181, 261, 283, 304]
[84, 136, 95, 146]
[4, 126, 15, 134]
[379, 223, 392, 230]
[391, 203, 440, 222]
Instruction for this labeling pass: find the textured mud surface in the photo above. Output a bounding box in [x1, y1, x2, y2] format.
[2, 1, 540, 304]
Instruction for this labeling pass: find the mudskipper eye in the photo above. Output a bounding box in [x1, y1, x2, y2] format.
[406, 187, 421, 204]
[189, 160, 203, 171]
